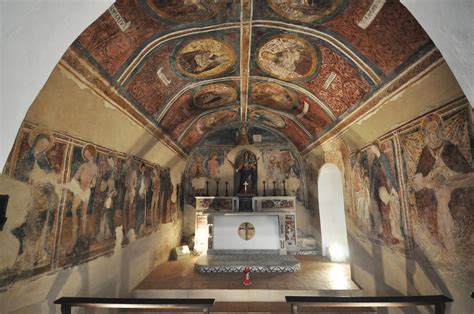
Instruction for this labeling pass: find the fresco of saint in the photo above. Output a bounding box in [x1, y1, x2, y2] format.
[251, 82, 297, 112]
[146, 0, 227, 22]
[176, 38, 236, 79]
[250, 109, 287, 129]
[193, 83, 237, 109]
[410, 113, 474, 253]
[63, 144, 98, 254]
[267, 0, 345, 23]
[205, 151, 223, 179]
[256, 34, 318, 81]
[368, 141, 402, 245]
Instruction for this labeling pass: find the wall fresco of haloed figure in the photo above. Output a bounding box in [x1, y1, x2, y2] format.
[1, 123, 176, 285]
[349, 103, 474, 270]
[350, 138, 408, 253]
[399, 107, 474, 267]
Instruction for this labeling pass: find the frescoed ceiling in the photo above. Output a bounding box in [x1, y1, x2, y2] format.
[61, 0, 439, 155]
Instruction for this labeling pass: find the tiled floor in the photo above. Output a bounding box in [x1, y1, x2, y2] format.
[136, 255, 359, 291]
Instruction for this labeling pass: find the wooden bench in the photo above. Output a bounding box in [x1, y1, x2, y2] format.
[286, 295, 453, 314]
[54, 297, 215, 313]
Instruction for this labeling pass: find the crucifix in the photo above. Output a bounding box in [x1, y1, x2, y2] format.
[243, 181, 249, 195]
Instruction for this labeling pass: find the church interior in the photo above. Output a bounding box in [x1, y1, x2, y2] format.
[0, 0, 473, 313]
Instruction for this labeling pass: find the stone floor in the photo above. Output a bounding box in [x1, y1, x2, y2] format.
[132, 256, 364, 312]
[136, 255, 360, 291]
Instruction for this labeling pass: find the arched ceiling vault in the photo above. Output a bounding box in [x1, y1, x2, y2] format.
[62, 0, 439, 155]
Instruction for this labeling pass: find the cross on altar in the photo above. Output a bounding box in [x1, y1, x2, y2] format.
[238, 222, 255, 240]
[243, 181, 249, 194]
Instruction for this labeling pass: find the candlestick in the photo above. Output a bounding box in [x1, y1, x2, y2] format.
[225, 181, 229, 196]
[263, 180, 266, 196]
[215, 180, 219, 196]
[206, 181, 209, 196]
[272, 180, 276, 196]
[283, 180, 286, 196]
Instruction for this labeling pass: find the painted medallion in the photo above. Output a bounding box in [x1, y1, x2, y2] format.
[267, 0, 345, 23]
[193, 83, 238, 109]
[250, 109, 287, 129]
[256, 34, 318, 81]
[251, 82, 297, 112]
[176, 38, 237, 79]
[202, 109, 238, 130]
[146, 0, 227, 22]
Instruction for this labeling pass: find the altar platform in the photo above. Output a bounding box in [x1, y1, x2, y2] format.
[133, 256, 362, 304]
[194, 254, 300, 273]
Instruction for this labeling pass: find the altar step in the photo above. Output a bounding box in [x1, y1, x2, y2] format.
[194, 255, 301, 273]
[295, 234, 321, 256]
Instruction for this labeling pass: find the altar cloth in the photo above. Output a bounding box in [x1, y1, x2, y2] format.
[194, 254, 300, 273]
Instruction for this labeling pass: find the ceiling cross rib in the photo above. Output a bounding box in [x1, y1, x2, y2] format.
[240, 0, 253, 124]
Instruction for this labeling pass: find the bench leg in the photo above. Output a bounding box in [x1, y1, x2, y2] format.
[291, 304, 297, 314]
[435, 302, 446, 314]
[61, 304, 71, 314]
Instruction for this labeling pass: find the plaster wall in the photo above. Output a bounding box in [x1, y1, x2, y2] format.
[1, 0, 474, 172]
[303, 64, 473, 313]
[0, 0, 114, 170]
[401, 0, 474, 109]
[0, 175, 181, 314]
[341, 62, 464, 150]
[0, 64, 185, 313]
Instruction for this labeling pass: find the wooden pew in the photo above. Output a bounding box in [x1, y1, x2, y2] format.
[54, 297, 215, 313]
[286, 295, 453, 314]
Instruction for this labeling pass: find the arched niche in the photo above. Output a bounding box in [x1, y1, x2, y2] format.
[318, 163, 349, 262]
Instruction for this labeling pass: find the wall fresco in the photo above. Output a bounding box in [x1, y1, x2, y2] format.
[1, 123, 176, 284]
[399, 108, 474, 267]
[184, 126, 306, 204]
[347, 102, 474, 265]
[350, 139, 408, 253]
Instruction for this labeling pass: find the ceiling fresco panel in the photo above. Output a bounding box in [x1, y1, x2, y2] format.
[160, 82, 240, 140]
[302, 44, 372, 116]
[179, 109, 240, 152]
[124, 42, 188, 115]
[249, 108, 312, 150]
[124, 30, 240, 117]
[323, 0, 432, 75]
[142, 0, 239, 24]
[294, 94, 333, 135]
[76, 0, 167, 77]
[63, 0, 441, 155]
[255, 33, 320, 82]
[250, 82, 298, 112]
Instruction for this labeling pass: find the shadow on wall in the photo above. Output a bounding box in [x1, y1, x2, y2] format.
[348, 227, 453, 314]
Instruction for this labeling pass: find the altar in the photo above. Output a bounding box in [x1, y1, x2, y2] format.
[194, 196, 297, 255]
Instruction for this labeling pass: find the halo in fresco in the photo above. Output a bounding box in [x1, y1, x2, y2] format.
[256, 34, 318, 81]
[250, 109, 287, 129]
[202, 109, 238, 129]
[145, 0, 227, 22]
[251, 82, 297, 112]
[267, 0, 345, 23]
[193, 83, 238, 109]
[176, 38, 237, 79]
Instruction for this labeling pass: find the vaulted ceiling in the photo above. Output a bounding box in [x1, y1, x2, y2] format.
[61, 0, 439, 156]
